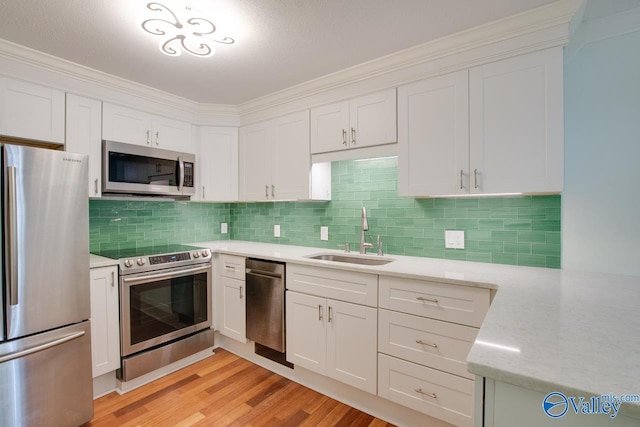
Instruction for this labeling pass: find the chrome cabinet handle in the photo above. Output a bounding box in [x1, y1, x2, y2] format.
[328, 306, 333, 323]
[265, 185, 269, 198]
[416, 296, 438, 304]
[94, 178, 99, 195]
[202, 186, 205, 199]
[416, 339, 438, 348]
[146, 129, 151, 145]
[460, 170, 464, 190]
[342, 129, 347, 146]
[271, 185, 275, 198]
[318, 305, 323, 321]
[351, 128, 356, 145]
[155, 131, 159, 146]
[6, 166, 18, 305]
[474, 168, 479, 189]
[239, 286, 243, 299]
[224, 265, 236, 271]
[415, 389, 437, 399]
[111, 271, 115, 288]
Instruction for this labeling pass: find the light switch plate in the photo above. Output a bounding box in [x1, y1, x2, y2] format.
[320, 226, 329, 241]
[274, 224, 281, 238]
[220, 222, 228, 234]
[445, 230, 465, 249]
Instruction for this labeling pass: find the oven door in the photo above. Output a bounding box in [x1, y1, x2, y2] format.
[120, 263, 211, 357]
[103, 140, 195, 196]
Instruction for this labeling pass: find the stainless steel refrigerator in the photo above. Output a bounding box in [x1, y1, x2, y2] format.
[0, 144, 93, 426]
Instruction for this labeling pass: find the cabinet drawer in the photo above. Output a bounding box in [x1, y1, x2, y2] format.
[219, 254, 246, 280]
[378, 354, 473, 427]
[287, 264, 377, 307]
[378, 309, 477, 379]
[379, 276, 489, 327]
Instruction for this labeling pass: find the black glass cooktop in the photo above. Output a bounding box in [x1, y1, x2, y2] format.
[92, 244, 202, 260]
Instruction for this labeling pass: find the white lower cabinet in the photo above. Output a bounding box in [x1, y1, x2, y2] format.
[217, 255, 246, 343]
[89, 266, 120, 378]
[286, 290, 377, 394]
[379, 354, 474, 427]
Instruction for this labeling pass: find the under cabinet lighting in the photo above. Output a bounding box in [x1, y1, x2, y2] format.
[140, 2, 235, 57]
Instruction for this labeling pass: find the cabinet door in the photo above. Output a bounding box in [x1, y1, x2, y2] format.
[220, 276, 246, 343]
[89, 266, 120, 378]
[0, 77, 64, 143]
[66, 94, 103, 197]
[469, 47, 563, 194]
[152, 116, 193, 152]
[102, 103, 152, 146]
[398, 71, 469, 197]
[285, 291, 326, 374]
[326, 299, 377, 394]
[310, 100, 349, 154]
[199, 126, 238, 201]
[271, 110, 311, 200]
[349, 88, 397, 149]
[239, 121, 272, 201]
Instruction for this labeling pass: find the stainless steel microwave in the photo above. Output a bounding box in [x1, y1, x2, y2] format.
[102, 140, 195, 197]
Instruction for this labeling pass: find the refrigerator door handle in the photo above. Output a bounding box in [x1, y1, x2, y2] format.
[6, 166, 18, 306]
[0, 331, 85, 364]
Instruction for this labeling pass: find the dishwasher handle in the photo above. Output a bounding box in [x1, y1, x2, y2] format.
[245, 268, 282, 279]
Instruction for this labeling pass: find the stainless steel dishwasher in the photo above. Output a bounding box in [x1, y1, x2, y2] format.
[245, 259, 287, 361]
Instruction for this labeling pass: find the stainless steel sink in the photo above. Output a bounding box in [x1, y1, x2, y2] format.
[305, 253, 394, 265]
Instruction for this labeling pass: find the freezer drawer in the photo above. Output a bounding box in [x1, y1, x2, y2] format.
[0, 321, 93, 427]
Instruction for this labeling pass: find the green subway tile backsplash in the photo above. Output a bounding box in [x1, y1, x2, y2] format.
[88, 157, 561, 268]
[230, 157, 561, 268]
[89, 200, 231, 253]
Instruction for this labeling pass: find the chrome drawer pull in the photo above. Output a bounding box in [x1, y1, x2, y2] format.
[318, 305, 323, 321]
[416, 296, 438, 304]
[416, 339, 438, 348]
[415, 389, 437, 399]
[225, 265, 235, 271]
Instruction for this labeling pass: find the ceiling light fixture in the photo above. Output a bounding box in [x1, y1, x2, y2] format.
[141, 2, 235, 58]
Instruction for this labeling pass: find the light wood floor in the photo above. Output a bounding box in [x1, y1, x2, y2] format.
[86, 348, 395, 426]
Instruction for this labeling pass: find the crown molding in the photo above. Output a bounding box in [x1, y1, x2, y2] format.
[0, 38, 238, 123]
[566, 4, 640, 61]
[237, 0, 581, 123]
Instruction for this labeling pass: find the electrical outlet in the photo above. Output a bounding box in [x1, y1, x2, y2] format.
[220, 222, 228, 234]
[274, 224, 281, 238]
[320, 226, 329, 241]
[445, 230, 465, 249]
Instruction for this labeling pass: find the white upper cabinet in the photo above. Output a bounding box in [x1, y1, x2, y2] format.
[239, 110, 327, 201]
[469, 47, 563, 194]
[0, 76, 65, 144]
[311, 88, 396, 154]
[66, 94, 103, 197]
[199, 126, 238, 201]
[398, 47, 563, 197]
[102, 103, 193, 152]
[398, 70, 469, 197]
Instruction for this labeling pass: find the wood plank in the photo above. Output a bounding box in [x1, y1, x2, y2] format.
[86, 349, 394, 427]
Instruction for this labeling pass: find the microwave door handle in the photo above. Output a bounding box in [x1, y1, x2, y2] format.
[178, 156, 185, 191]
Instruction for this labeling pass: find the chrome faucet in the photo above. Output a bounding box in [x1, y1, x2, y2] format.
[360, 207, 374, 254]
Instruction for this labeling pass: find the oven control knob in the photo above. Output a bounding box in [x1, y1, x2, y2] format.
[202, 249, 210, 257]
[137, 258, 146, 266]
[124, 259, 133, 268]
[193, 251, 200, 258]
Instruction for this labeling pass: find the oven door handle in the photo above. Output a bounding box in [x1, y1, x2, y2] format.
[122, 265, 211, 285]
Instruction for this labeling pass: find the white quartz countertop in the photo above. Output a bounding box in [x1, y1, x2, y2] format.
[194, 240, 640, 417]
[89, 253, 119, 268]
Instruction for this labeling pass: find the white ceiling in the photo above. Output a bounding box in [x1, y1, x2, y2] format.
[0, 0, 560, 105]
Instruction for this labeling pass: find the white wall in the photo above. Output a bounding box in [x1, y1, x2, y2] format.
[562, 30, 640, 276]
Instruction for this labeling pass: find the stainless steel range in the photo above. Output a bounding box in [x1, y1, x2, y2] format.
[94, 244, 213, 381]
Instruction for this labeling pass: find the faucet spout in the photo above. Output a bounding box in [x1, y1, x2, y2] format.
[360, 207, 373, 254]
